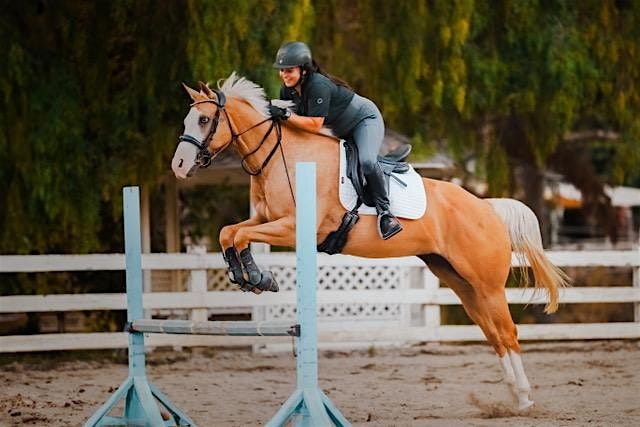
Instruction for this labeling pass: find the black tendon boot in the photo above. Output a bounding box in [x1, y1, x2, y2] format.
[366, 165, 402, 240]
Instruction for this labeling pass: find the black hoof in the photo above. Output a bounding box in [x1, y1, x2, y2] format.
[257, 271, 279, 292]
[238, 279, 260, 294]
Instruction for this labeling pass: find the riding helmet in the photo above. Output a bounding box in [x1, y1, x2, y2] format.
[273, 41, 312, 68]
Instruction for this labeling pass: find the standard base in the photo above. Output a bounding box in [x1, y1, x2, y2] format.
[266, 388, 351, 427]
[84, 375, 195, 427]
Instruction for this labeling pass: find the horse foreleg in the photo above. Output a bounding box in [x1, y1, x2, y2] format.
[219, 216, 265, 249]
[219, 217, 265, 291]
[233, 217, 296, 293]
[232, 216, 296, 250]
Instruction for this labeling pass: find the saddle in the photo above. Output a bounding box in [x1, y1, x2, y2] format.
[343, 139, 411, 207]
[318, 140, 411, 255]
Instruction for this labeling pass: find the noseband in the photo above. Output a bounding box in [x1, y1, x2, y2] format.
[178, 89, 281, 174]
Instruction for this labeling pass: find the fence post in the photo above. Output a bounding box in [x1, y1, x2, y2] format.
[187, 245, 209, 322]
[423, 266, 440, 341]
[634, 245, 640, 323]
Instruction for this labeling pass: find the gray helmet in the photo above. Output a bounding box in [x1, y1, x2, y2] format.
[273, 41, 312, 68]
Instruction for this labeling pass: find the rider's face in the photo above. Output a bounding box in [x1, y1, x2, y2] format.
[279, 67, 302, 88]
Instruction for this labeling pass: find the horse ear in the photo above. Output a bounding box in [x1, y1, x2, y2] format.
[198, 81, 214, 99]
[182, 82, 200, 101]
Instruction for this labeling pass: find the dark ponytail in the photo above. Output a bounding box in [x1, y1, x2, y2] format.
[304, 60, 353, 90]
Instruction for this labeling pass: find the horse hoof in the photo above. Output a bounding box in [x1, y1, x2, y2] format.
[518, 400, 535, 411]
[258, 271, 279, 292]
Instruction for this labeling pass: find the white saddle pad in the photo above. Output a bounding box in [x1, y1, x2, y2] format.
[338, 141, 427, 219]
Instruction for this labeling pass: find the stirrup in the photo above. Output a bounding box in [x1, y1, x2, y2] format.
[377, 211, 402, 240]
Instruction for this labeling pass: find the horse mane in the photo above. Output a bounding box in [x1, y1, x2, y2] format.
[216, 71, 335, 138]
[218, 71, 293, 118]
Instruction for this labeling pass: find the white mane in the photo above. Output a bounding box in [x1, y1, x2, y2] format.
[218, 71, 293, 117]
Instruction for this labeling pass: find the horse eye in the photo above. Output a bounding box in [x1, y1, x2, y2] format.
[199, 116, 210, 125]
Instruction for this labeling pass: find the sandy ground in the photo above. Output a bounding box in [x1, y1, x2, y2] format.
[0, 340, 638, 426]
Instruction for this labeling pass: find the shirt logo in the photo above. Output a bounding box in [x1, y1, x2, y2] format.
[316, 98, 323, 104]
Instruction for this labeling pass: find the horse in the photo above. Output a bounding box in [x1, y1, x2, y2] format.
[171, 72, 569, 411]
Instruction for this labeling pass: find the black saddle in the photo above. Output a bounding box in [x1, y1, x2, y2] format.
[343, 139, 411, 208]
[317, 140, 411, 255]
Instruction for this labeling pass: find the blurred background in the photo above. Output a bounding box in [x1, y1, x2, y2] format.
[1, 1, 639, 335]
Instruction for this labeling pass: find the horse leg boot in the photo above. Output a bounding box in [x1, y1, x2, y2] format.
[223, 247, 259, 293]
[239, 248, 279, 292]
[366, 165, 402, 240]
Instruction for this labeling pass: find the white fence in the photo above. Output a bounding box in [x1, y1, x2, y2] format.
[1, 250, 639, 353]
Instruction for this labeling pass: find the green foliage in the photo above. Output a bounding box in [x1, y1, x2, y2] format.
[180, 183, 250, 251]
[0, 1, 298, 256]
[184, 0, 306, 97]
[2, 0, 639, 262]
[1, 1, 191, 254]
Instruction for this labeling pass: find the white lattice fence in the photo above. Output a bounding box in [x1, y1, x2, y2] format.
[259, 265, 409, 323]
[157, 263, 411, 326]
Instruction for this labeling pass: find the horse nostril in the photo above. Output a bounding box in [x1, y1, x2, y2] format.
[178, 159, 183, 167]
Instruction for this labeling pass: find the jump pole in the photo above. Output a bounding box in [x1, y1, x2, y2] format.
[85, 162, 349, 426]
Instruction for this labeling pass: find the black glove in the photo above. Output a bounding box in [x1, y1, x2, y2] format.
[268, 104, 291, 121]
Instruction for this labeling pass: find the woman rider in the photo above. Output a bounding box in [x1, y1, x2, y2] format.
[268, 41, 402, 240]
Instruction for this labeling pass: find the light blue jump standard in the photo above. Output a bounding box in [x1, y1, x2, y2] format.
[85, 162, 350, 426]
[84, 186, 195, 427]
[265, 163, 350, 427]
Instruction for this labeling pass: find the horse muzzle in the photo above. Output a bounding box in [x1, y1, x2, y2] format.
[172, 138, 202, 179]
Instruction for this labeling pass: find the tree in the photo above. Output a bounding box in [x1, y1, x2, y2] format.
[312, 0, 640, 241]
[0, 1, 300, 255]
[2, 0, 639, 260]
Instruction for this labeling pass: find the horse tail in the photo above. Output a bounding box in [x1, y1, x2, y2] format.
[487, 198, 569, 314]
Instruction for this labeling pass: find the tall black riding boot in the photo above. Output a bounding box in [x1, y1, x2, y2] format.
[365, 165, 402, 240]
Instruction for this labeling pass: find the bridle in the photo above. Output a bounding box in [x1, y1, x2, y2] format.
[178, 89, 283, 176]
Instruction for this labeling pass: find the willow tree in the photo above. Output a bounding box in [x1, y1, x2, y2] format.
[0, 1, 191, 255]
[461, 0, 640, 238]
[312, 0, 640, 240]
[0, 1, 302, 257]
[2, 0, 639, 260]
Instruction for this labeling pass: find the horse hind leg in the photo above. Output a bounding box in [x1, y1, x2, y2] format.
[419, 254, 534, 410]
[467, 290, 534, 410]
[506, 349, 534, 410]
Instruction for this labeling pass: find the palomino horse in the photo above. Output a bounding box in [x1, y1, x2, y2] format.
[171, 72, 568, 411]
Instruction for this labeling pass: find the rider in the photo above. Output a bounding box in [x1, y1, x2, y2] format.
[269, 41, 402, 240]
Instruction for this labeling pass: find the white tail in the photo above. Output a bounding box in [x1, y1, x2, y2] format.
[487, 198, 569, 314]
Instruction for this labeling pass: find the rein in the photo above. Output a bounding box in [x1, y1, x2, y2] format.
[178, 90, 296, 204]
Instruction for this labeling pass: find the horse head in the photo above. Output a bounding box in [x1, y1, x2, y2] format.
[172, 81, 233, 179]
[172, 73, 289, 179]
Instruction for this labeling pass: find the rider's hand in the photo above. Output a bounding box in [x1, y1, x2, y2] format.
[268, 104, 291, 121]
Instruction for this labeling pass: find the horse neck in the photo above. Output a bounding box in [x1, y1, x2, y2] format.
[226, 98, 279, 173]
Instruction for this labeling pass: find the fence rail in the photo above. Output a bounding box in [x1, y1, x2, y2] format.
[1, 250, 639, 353]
